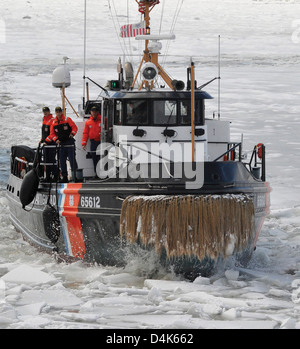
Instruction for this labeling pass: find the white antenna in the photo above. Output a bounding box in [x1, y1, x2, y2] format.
[218, 35, 221, 119]
[83, 0, 87, 108]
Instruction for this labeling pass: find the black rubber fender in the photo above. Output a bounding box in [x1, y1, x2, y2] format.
[19, 168, 40, 209]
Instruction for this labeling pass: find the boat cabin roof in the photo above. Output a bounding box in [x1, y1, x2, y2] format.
[99, 89, 213, 101]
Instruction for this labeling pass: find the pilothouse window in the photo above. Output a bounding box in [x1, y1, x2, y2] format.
[114, 100, 122, 125]
[153, 100, 177, 125]
[114, 97, 205, 126]
[180, 100, 190, 125]
[179, 100, 204, 126]
[125, 100, 148, 125]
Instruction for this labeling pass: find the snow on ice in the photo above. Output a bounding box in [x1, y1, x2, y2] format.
[0, 0, 300, 329]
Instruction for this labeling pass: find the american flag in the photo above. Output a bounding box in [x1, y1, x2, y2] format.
[120, 21, 145, 38]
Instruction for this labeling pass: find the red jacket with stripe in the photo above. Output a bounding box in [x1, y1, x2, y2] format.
[41, 114, 54, 143]
[47, 115, 78, 143]
[82, 114, 101, 146]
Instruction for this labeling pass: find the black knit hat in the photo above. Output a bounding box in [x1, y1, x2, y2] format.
[42, 107, 50, 112]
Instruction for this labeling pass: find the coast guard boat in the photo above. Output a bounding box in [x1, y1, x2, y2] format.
[6, 0, 270, 279]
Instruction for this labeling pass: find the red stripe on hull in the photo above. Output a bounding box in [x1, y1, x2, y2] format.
[62, 183, 86, 259]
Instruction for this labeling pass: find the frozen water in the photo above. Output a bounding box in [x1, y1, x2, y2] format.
[0, 0, 300, 329]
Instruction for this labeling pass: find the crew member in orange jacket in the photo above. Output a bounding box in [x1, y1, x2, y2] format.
[40, 107, 56, 181]
[48, 106, 78, 183]
[82, 106, 101, 174]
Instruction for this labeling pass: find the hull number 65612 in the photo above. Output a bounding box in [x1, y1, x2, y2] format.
[80, 196, 101, 208]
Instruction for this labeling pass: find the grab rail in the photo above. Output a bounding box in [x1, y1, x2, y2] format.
[12, 156, 31, 178]
[213, 142, 242, 162]
[213, 142, 266, 182]
[246, 143, 266, 182]
[11, 143, 77, 181]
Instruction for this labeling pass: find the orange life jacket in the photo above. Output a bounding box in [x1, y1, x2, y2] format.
[48, 115, 78, 143]
[82, 114, 102, 146]
[41, 114, 54, 142]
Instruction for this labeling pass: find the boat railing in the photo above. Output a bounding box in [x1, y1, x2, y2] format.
[39, 143, 76, 180]
[14, 156, 29, 165]
[246, 143, 266, 182]
[39, 144, 59, 171]
[12, 144, 77, 181]
[12, 156, 32, 178]
[213, 142, 242, 162]
[213, 142, 266, 181]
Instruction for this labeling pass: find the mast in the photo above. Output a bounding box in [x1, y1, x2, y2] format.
[83, 0, 87, 109]
[131, 0, 156, 89]
[143, 1, 151, 59]
[218, 35, 221, 119]
[142, 1, 152, 90]
[191, 60, 195, 163]
[132, 0, 184, 91]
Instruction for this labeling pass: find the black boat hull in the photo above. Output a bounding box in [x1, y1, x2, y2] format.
[6, 161, 271, 279]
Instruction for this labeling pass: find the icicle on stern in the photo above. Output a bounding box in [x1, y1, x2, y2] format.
[119, 193, 256, 278]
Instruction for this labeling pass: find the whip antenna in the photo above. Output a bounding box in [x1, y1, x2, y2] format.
[83, 0, 87, 109]
[218, 34, 221, 119]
